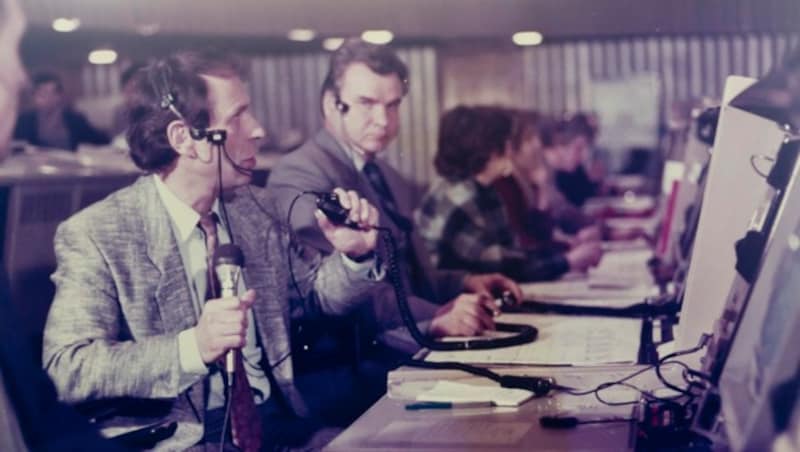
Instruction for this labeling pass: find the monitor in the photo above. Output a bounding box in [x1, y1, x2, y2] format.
[675, 76, 788, 355]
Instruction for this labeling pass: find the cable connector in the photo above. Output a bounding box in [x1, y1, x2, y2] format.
[498, 375, 555, 397]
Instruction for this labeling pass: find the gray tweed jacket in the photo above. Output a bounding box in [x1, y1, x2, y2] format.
[42, 176, 379, 450]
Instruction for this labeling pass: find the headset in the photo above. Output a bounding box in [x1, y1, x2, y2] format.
[148, 62, 228, 146]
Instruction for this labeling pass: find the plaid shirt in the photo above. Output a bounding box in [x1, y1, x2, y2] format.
[415, 178, 569, 281]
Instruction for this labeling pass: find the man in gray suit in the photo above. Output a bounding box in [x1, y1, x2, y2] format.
[268, 38, 523, 352]
[43, 50, 384, 451]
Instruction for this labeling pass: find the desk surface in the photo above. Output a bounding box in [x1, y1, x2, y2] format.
[325, 365, 664, 452]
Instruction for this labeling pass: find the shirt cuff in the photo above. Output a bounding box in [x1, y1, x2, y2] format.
[340, 252, 386, 281]
[177, 327, 209, 391]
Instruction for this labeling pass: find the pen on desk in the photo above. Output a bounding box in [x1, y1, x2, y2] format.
[404, 401, 494, 410]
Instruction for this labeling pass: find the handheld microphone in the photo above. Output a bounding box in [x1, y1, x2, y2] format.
[213, 244, 246, 378]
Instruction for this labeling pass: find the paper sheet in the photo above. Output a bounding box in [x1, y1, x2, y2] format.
[522, 279, 657, 303]
[522, 248, 658, 304]
[415, 380, 535, 406]
[425, 314, 641, 366]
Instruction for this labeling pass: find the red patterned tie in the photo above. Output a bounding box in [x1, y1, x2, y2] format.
[198, 213, 262, 451]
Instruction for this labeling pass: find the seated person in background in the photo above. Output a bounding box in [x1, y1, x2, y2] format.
[493, 109, 602, 252]
[551, 113, 604, 207]
[415, 106, 602, 283]
[43, 49, 384, 451]
[13, 72, 110, 150]
[541, 118, 607, 235]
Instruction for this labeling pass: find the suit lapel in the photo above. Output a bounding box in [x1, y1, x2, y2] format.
[226, 195, 290, 372]
[136, 177, 199, 333]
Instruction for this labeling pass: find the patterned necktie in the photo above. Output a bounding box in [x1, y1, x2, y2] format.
[198, 213, 262, 451]
[362, 161, 436, 300]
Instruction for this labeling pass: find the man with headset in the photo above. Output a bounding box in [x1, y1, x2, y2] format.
[267, 39, 523, 416]
[43, 50, 385, 451]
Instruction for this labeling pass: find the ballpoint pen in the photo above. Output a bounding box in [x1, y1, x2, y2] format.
[404, 401, 494, 410]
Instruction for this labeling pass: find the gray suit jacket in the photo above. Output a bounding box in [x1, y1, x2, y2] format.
[42, 176, 379, 450]
[267, 129, 467, 340]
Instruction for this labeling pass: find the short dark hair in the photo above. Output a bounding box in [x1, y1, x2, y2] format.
[562, 112, 596, 143]
[125, 50, 247, 172]
[320, 38, 408, 115]
[540, 117, 566, 148]
[434, 106, 513, 181]
[509, 109, 542, 153]
[32, 72, 63, 92]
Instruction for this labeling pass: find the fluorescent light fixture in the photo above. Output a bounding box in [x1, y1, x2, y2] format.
[287, 28, 316, 42]
[361, 29, 393, 45]
[52, 17, 80, 33]
[512, 31, 544, 46]
[322, 37, 345, 51]
[88, 49, 118, 65]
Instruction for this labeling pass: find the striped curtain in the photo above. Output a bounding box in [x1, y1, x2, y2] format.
[522, 32, 800, 116]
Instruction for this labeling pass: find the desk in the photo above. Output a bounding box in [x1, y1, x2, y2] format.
[326, 365, 673, 452]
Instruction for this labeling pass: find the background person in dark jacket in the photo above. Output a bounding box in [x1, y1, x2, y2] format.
[13, 72, 110, 151]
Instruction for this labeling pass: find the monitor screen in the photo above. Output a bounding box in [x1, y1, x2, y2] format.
[717, 139, 800, 450]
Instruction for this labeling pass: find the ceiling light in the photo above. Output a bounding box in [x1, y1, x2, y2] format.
[136, 23, 160, 36]
[322, 38, 345, 51]
[512, 31, 544, 46]
[287, 28, 316, 42]
[52, 18, 80, 33]
[361, 30, 394, 45]
[88, 49, 118, 65]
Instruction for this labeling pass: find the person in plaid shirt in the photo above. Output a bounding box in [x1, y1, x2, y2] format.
[415, 106, 602, 281]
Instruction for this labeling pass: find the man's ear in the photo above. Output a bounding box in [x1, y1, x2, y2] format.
[321, 90, 337, 119]
[166, 120, 213, 162]
[166, 119, 195, 158]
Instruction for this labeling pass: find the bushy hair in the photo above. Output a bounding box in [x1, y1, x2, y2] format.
[434, 106, 513, 181]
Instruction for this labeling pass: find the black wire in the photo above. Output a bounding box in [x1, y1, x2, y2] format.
[286, 192, 322, 301]
[216, 143, 236, 244]
[561, 335, 711, 408]
[213, 142, 236, 450]
[750, 154, 775, 179]
[219, 379, 233, 452]
[377, 226, 539, 351]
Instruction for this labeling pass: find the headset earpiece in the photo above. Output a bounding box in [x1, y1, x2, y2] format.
[334, 96, 350, 115]
[189, 127, 207, 141]
[206, 130, 227, 146]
